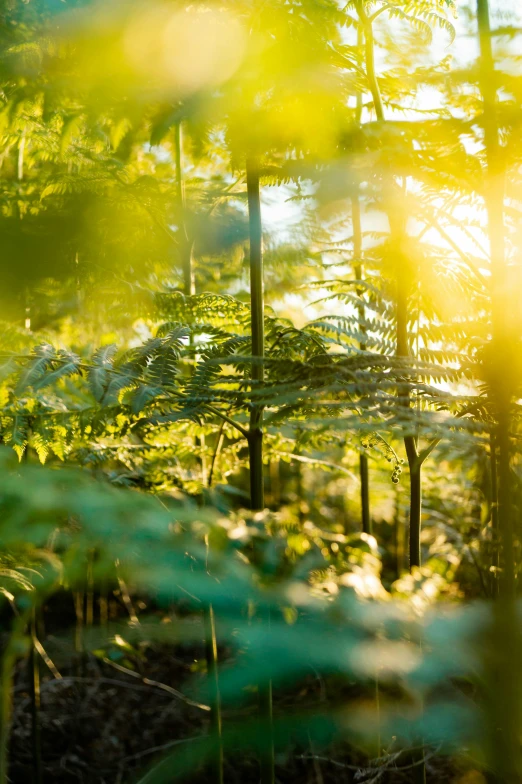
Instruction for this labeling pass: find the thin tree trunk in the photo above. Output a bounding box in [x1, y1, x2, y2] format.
[476, 3, 521, 781]
[408, 465, 421, 569]
[496, 417, 514, 596]
[246, 155, 274, 784]
[174, 121, 195, 296]
[489, 433, 499, 596]
[476, 0, 514, 599]
[359, 454, 371, 535]
[351, 46, 372, 537]
[246, 156, 265, 512]
[295, 456, 305, 525]
[249, 425, 264, 510]
[351, 189, 371, 536]
[394, 486, 404, 578]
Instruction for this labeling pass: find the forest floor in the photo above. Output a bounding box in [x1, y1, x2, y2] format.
[6, 592, 466, 784]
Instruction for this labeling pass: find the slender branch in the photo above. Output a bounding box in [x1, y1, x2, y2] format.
[416, 438, 440, 469]
[34, 637, 62, 680]
[274, 451, 358, 482]
[204, 405, 249, 440]
[369, 4, 394, 24]
[208, 420, 226, 488]
[355, 1, 385, 122]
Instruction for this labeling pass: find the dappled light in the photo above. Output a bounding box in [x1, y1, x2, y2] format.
[1, 1, 522, 783]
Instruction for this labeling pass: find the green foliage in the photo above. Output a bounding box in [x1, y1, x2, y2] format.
[1, 0, 522, 782]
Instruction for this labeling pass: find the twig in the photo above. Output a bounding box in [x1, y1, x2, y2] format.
[33, 637, 62, 680]
[101, 658, 210, 711]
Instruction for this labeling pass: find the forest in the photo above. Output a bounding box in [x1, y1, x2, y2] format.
[0, 0, 521, 782]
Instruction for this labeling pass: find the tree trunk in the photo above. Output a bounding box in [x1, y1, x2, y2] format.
[174, 122, 195, 296]
[359, 454, 371, 535]
[408, 463, 421, 569]
[351, 187, 371, 536]
[246, 156, 265, 513]
[476, 0, 514, 600]
[489, 433, 499, 596]
[476, 2, 521, 781]
[246, 155, 274, 784]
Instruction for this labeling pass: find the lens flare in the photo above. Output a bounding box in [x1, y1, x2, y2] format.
[124, 4, 246, 94]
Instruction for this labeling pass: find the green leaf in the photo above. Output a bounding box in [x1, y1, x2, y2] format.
[130, 384, 163, 414]
[16, 343, 56, 395]
[88, 344, 118, 403]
